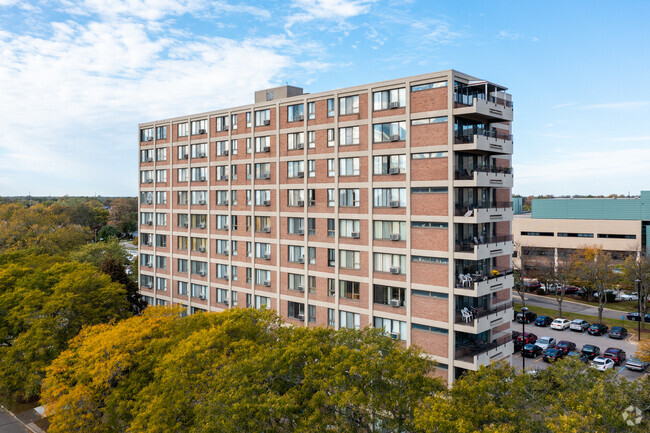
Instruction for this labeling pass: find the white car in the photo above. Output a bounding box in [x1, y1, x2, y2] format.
[591, 356, 615, 371]
[569, 319, 590, 332]
[619, 292, 639, 301]
[534, 337, 557, 351]
[550, 318, 571, 330]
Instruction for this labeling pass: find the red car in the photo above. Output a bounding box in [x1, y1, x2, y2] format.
[603, 348, 627, 366]
[555, 340, 577, 354]
[516, 332, 538, 345]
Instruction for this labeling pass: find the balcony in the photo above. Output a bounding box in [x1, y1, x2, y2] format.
[455, 268, 514, 298]
[454, 166, 513, 188]
[454, 130, 513, 155]
[454, 91, 513, 122]
[454, 235, 513, 260]
[454, 333, 513, 370]
[454, 201, 513, 224]
[454, 301, 513, 335]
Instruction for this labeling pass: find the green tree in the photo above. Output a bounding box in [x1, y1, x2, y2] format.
[97, 224, 119, 240]
[571, 246, 619, 324]
[109, 198, 138, 235]
[0, 251, 131, 404]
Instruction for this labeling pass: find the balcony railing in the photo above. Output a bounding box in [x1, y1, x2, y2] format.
[455, 268, 513, 288]
[455, 235, 513, 253]
[455, 166, 513, 180]
[455, 301, 513, 324]
[454, 92, 514, 108]
[455, 332, 513, 360]
[454, 129, 513, 144]
[454, 201, 512, 216]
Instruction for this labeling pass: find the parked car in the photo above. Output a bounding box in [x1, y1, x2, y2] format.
[517, 332, 538, 345]
[568, 351, 591, 363]
[512, 331, 522, 352]
[524, 281, 541, 291]
[619, 292, 639, 301]
[564, 286, 580, 294]
[535, 337, 557, 351]
[626, 312, 650, 323]
[587, 323, 608, 336]
[534, 316, 553, 327]
[516, 311, 537, 324]
[569, 319, 590, 332]
[581, 344, 601, 360]
[625, 357, 649, 372]
[522, 344, 543, 358]
[608, 327, 628, 340]
[555, 340, 577, 354]
[550, 318, 571, 330]
[543, 348, 566, 362]
[591, 356, 615, 371]
[602, 348, 627, 366]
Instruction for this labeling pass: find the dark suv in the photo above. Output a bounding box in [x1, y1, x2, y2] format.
[587, 323, 608, 336]
[603, 348, 627, 366]
[516, 311, 537, 324]
[581, 344, 601, 360]
[534, 316, 553, 327]
[608, 327, 628, 340]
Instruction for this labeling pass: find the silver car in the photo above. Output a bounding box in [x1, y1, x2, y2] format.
[625, 357, 649, 372]
[535, 336, 557, 351]
[570, 319, 589, 332]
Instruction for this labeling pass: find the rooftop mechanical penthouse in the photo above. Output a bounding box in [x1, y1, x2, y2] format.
[138, 70, 515, 382]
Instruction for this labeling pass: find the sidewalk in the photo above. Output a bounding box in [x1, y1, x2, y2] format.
[0, 405, 46, 433]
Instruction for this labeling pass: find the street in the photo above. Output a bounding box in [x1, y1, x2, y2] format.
[516, 293, 634, 321]
[0, 408, 27, 433]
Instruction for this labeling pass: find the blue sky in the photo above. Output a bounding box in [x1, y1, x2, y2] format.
[0, 0, 648, 196]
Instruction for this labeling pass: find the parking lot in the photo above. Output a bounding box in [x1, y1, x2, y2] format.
[511, 322, 648, 380]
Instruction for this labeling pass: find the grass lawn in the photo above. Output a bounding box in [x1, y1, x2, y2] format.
[526, 291, 647, 312]
[513, 300, 650, 336]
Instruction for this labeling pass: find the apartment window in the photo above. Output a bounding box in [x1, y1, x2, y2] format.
[255, 242, 271, 259]
[255, 269, 270, 286]
[177, 123, 188, 137]
[339, 157, 359, 176]
[255, 109, 270, 126]
[246, 112, 252, 127]
[374, 317, 407, 341]
[156, 148, 167, 162]
[190, 283, 207, 298]
[215, 215, 229, 230]
[191, 120, 207, 135]
[155, 255, 167, 270]
[287, 161, 305, 178]
[231, 164, 237, 180]
[141, 128, 153, 141]
[140, 253, 153, 267]
[308, 305, 316, 323]
[339, 250, 360, 270]
[308, 247, 316, 265]
[327, 278, 336, 297]
[178, 281, 188, 295]
[411, 187, 447, 194]
[255, 136, 270, 153]
[216, 239, 228, 255]
[339, 219, 360, 238]
[216, 115, 229, 132]
[190, 191, 207, 205]
[339, 126, 359, 146]
[308, 276, 316, 294]
[190, 237, 207, 253]
[231, 139, 238, 155]
[216, 165, 229, 181]
[156, 213, 167, 226]
[374, 253, 406, 274]
[373, 88, 406, 110]
[373, 155, 406, 175]
[215, 190, 228, 205]
[327, 159, 336, 177]
[177, 214, 188, 228]
[340, 311, 360, 330]
[307, 130, 315, 148]
[411, 80, 447, 92]
[327, 98, 335, 117]
[246, 216, 252, 232]
[327, 128, 335, 147]
[190, 214, 207, 229]
[140, 149, 153, 163]
[255, 163, 271, 180]
[288, 217, 304, 235]
[246, 242, 252, 258]
[327, 218, 335, 237]
[141, 191, 153, 204]
[288, 245, 304, 263]
[232, 114, 238, 130]
[255, 216, 271, 232]
[156, 191, 167, 205]
[340, 281, 360, 300]
[287, 132, 305, 150]
[308, 217, 315, 236]
[373, 188, 406, 207]
[327, 189, 335, 207]
[373, 285, 405, 307]
[190, 167, 207, 182]
[288, 301, 305, 320]
[307, 189, 316, 206]
[328, 248, 335, 267]
[307, 102, 315, 119]
[140, 212, 153, 225]
[156, 169, 167, 183]
[287, 103, 304, 122]
[411, 221, 448, 228]
[231, 215, 238, 230]
[254, 190, 270, 205]
[191, 143, 207, 158]
[328, 308, 335, 327]
[215, 287, 229, 303]
[411, 116, 448, 126]
[140, 170, 153, 184]
[177, 236, 188, 250]
[232, 266, 238, 281]
[190, 260, 208, 276]
[339, 95, 359, 115]
[308, 160, 315, 178]
[255, 295, 269, 309]
[339, 188, 360, 207]
[288, 273, 305, 292]
[177, 145, 188, 160]
[177, 258, 188, 273]
[373, 121, 406, 142]
[374, 220, 406, 240]
[156, 126, 167, 139]
[177, 191, 188, 205]
[216, 141, 229, 156]
[140, 233, 153, 246]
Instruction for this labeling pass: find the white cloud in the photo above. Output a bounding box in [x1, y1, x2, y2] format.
[286, 0, 375, 31]
[579, 101, 649, 110]
[59, 0, 205, 20]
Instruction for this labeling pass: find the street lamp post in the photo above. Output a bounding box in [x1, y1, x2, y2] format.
[521, 306, 528, 371]
[634, 280, 645, 341]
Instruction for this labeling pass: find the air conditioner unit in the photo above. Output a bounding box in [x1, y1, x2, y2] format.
[222, 275, 229, 281]
[198, 200, 206, 205]
[264, 253, 271, 260]
[198, 294, 206, 300]
[389, 233, 400, 241]
[198, 152, 206, 158]
[262, 173, 270, 179]
[223, 125, 229, 131]
[223, 149, 229, 155]
[296, 114, 304, 121]
[296, 143, 304, 150]
[145, 221, 153, 225]
[263, 120, 271, 126]
[389, 101, 400, 109]
[223, 250, 229, 256]
[222, 175, 229, 181]
[263, 280, 271, 287]
[198, 129, 206, 134]
[263, 200, 271, 206]
[351, 232, 360, 239]
[263, 227, 271, 233]
[297, 200, 304, 207]
[145, 263, 152, 268]
[144, 179, 153, 183]
[181, 223, 188, 228]
[198, 247, 206, 253]
[199, 270, 206, 276]
[297, 171, 304, 178]
[390, 134, 400, 142]
[389, 167, 400, 175]
[223, 225, 229, 230]
[198, 176, 206, 181]
[145, 200, 153, 204]
[180, 154, 188, 160]
[390, 332, 400, 340]
[146, 157, 153, 162]
[297, 229, 304, 235]
[145, 283, 153, 289]
[297, 286, 304, 292]
[223, 200, 229, 205]
[222, 299, 229, 305]
[263, 146, 271, 153]
[389, 266, 400, 274]
[298, 256, 305, 264]
[145, 136, 153, 141]
[389, 200, 400, 208]
[389, 299, 401, 307]
[199, 223, 206, 229]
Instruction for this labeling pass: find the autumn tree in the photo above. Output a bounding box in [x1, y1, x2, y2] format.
[621, 248, 650, 332]
[0, 251, 131, 404]
[43, 307, 443, 433]
[571, 246, 618, 324]
[110, 197, 138, 235]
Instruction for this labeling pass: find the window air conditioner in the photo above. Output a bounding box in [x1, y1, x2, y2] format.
[199, 129, 206, 134]
[390, 134, 400, 142]
[263, 120, 271, 126]
[389, 266, 400, 274]
[263, 227, 271, 233]
[198, 247, 206, 253]
[198, 294, 206, 300]
[389, 299, 401, 307]
[146, 157, 153, 162]
[263, 280, 271, 287]
[181, 223, 188, 228]
[145, 179, 153, 183]
[389, 101, 400, 109]
[297, 171, 304, 178]
[263, 146, 271, 153]
[389, 200, 400, 208]
[262, 173, 270, 179]
[298, 256, 305, 264]
[297, 286, 304, 292]
[390, 332, 400, 339]
[145, 136, 153, 141]
[181, 154, 188, 159]
[199, 270, 206, 276]
[198, 200, 206, 205]
[223, 250, 229, 256]
[297, 200, 304, 207]
[223, 200, 229, 205]
[297, 229, 304, 235]
[222, 275, 229, 281]
[297, 314, 305, 321]
[222, 299, 229, 305]
[389, 167, 400, 175]
[296, 143, 304, 150]
[198, 176, 206, 181]
[198, 152, 206, 158]
[223, 150, 229, 155]
[223, 125, 229, 131]
[145, 263, 152, 268]
[263, 200, 271, 206]
[145, 221, 153, 225]
[223, 225, 229, 230]
[222, 175, 229, 180]
[296, 114, 304, 121]
[389, 233, 400, 241]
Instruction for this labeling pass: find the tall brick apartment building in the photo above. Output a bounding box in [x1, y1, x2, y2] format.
[138, 70, 515, 382]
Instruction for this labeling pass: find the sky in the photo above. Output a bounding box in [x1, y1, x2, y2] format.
[0, 0, 649, 197]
